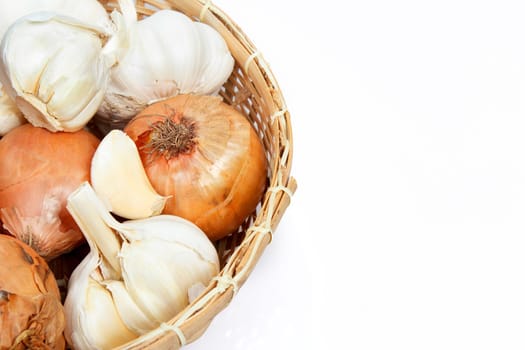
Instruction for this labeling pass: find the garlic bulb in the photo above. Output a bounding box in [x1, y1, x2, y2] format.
[0, 85, 25, 135]
[64, 182, 219, 349]
[97, 8, 234, 122]
[0, 0, 112, 131]
[91, 129, 167, 219]
[0, 11, 123, 132]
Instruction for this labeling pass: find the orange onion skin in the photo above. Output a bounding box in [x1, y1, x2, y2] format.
[0, 124, 100, 259]
[125, 94, 267, 241]
[0, 234, 65, 349]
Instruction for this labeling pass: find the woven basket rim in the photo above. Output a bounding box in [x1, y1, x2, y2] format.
[94, 1, 297, 348]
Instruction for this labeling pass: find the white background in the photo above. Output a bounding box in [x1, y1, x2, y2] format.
[186, 1, 525, 349]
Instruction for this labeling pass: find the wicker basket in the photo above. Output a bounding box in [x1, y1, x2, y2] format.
[52, 0, 296, 348]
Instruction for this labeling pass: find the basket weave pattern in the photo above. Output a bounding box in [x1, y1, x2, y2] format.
[92, 0, 297, 348]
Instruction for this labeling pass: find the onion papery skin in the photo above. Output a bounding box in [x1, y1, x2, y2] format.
[124, 94, 267, 241]
[0, 124, 100, 259]
[0, 234, 65, 349]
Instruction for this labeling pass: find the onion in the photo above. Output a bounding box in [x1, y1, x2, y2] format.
[0, 124, 100, 259]
[124, 94, 267, 240]
[0, 234, 65, 349]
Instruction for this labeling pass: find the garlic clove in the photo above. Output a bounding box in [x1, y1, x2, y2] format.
[65, 254, 137, 350]
[0, 12, 117, 132]
[119, 238, 215, 322]
[104, 280, 159, 334]
[91, 129, 168, 219]
[80, 279, 138, 349]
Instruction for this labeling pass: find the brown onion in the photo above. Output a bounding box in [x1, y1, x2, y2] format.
[0, 124, 100, 259]
[124, 94, 267, 240]
[0, 234, 65, 349]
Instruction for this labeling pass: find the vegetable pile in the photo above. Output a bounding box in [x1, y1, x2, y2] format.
[0, 1, 268, 349]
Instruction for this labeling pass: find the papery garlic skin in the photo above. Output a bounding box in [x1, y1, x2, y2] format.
[0, 12, 117, 132]
[91, 129, 167, 219]
[64, 183, 220, 349]
[0, 86, 25, 135]
[97, 9, 234, 121]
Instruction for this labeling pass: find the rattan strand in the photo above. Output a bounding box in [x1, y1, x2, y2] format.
[198, 0, 212, 22]
[243, 50, 262, 73]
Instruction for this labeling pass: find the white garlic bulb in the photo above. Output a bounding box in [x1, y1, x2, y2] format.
[64, 182, 220, 349]
[0, 0, 112, 129]
[0, 11, 123, 132]
[91, 129, 167, 219]
[0, 85, 25, 135]
[97, 9, 234, 122]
